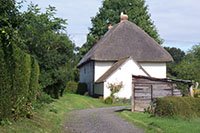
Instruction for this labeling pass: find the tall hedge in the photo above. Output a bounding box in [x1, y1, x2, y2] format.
[0, 43, 13, 119]
[12, 46, 31, 116]
[29, 57, 40, 101]
[0, 43, 40, 120]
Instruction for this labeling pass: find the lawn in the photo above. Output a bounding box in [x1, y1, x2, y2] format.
[119, 111, 200, 133]
[0, 94, 111, 133]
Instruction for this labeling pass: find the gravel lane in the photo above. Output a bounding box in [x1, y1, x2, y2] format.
[64, 106, 144, 133]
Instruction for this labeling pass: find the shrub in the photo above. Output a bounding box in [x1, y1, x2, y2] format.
[104, 96, 113, 104]
[106, 82, 123, 104]
[66, 81, 78, 93]
[107, 82, 123, 98]
[33, 91, 54, 109]
[41, 71, 67, 99]
[36, 91, 54, 104]
[154, 96, 200, 118]
[77, 83, 88, 95]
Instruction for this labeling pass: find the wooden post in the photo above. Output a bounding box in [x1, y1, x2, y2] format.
[150, 85, 153, 101]
[131, 82, 135, 112]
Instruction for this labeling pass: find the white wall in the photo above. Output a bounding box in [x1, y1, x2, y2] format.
[104, 58, 147, 99]
[94, 61, 114, 81]
[140, 63, 166, 78]
[79, 60, 167, 98]
[79, 61, 94, 95]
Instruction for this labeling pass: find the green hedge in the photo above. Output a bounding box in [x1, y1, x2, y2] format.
[104, 96, 113, 104]
[0, 43, 13, 119]
[77, 83, 87, 95]
[154, 96, 200, 118]
[66, 81, 78, 93]
[29, 57, 40, 101]
[65, 82, 88, 95]
[0, 43, 40, 120]
[12, 46, 31, 116]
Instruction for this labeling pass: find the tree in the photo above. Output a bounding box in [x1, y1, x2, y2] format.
[79, 0, 162, 56]
[19, 4, 75, 98]
[175, 45, 200, 83]
[164, 47, 185, 64]
[164, 47, 185, 77]
[0, 0, 23, 47]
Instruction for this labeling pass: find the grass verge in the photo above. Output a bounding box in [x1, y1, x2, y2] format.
[119, 111, 200, 133]
[0, 94, 113, 133]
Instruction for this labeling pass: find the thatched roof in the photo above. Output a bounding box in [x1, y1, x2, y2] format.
[78, 20, 173, 67]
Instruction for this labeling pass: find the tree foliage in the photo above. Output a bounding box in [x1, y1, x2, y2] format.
[175, 45, 200, 83]
[164, 47, 185, 77]
[79, 0, 162, 57]
[164, 47, 185, 64]
[18, 4, 76, 98]
[1, 1, 76, 100]
[0, 0, 23, 47]
[0, 0, 77, 120]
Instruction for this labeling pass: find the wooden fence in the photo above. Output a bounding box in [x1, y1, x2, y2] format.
[132, 75, 182, 112]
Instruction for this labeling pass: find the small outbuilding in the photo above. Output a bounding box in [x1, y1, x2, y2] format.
[132, 75, 184, 111]
[78, 14, 173, 99]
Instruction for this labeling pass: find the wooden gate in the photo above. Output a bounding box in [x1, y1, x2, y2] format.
[132, 75, 182, 111]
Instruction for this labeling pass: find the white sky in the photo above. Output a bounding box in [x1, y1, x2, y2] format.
[19, 0, 200, 51]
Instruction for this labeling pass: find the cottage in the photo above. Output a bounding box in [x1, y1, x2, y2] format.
[78, 14, 173, 99]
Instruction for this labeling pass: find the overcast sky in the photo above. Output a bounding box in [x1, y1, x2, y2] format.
[20, 0, 200, 51]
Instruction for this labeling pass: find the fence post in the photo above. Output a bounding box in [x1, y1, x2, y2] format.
[151, 85, 153, 101]
[132, 82, 135, 112]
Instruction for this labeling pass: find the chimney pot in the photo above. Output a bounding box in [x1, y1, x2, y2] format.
[120, 12, 128, 22]
[108, 24, 113, 30]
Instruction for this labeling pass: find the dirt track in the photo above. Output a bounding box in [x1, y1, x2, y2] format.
[64, 106, 144, 133]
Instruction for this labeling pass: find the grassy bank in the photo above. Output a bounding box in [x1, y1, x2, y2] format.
[119, 111, 200, 133]
[0, 94, 110, 133]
